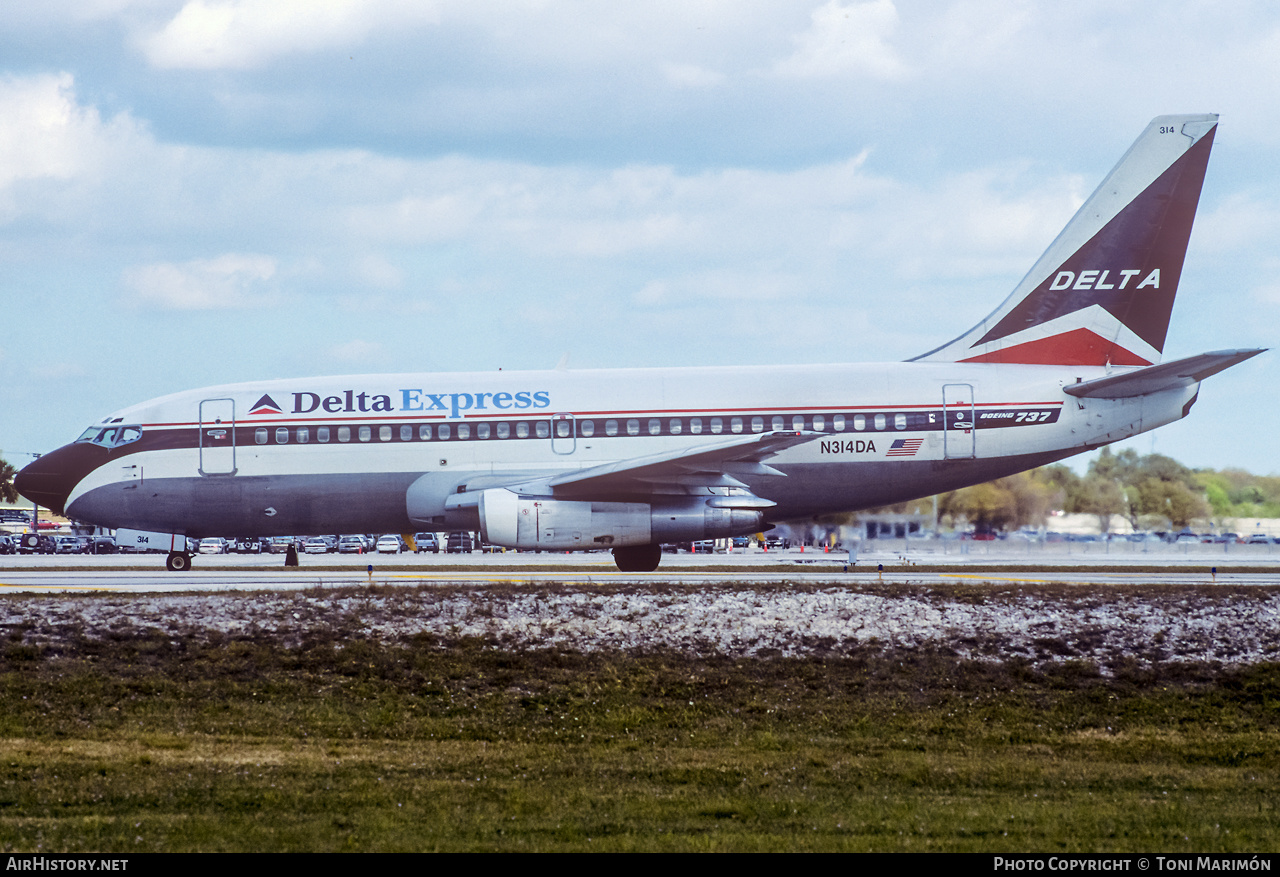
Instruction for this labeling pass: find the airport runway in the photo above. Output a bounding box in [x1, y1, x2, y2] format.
[2, 549, 1278, 592]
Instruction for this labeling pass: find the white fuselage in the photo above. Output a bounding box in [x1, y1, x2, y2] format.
[50, 360, 1195, 542]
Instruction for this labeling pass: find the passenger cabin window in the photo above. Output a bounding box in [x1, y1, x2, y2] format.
[438, 424, 451, 440]
[792, 416, 804, 431]
[626, 419, 640, 436]
[497, 423, 510, 439]
[894, 413, 907, 430]
[853, 415, 865, 431]
[535, 421, 550, 439]
[457, 424, 470, 440]
[379, 426, 392, 441]
[833, 415, 845, 431]
[297, 427, 310, 443]
[750, 417, 763, 433]
[874, 414, 886, 431]
[772, 416, 784, 431]
[730, 417, 743, 434]
[419, 425, 432, 440]
[358, 426, 372, 442]
[605, 420, 618, 436]
[338, 426, 351, 442]
[648, 419, 661, 436]
[255, 428, 268, 445]
[558, 420, 573, 438]
[400, 425, 412, 441]
[690, 418, 702, 435]
[710, 417, 723, 434]
[580, 420, 595, 437]
[669, 419, 681, 435]
[318, 426, 330, 443]
[516, 422, 529, 439]
[477, 423, 490, 439]
[812, 415, 825, 431]
[275, 427, 289, 444]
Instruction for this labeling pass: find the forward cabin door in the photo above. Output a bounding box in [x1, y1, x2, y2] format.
[199, 398, 237, 475]
[942, 384, 975, 459]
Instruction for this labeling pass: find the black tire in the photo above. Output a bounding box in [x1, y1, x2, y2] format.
[612, 543, 662, 573]
[166, 552, 192, 572]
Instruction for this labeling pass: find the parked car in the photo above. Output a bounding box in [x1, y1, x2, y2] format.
[88, 535, 117, 554]
[267, 537, 297, 554]
[303, 537, 332, 554]
[198, 537, 228, 555]
[414, 532, 440, 553]
[53, 535, 89, 554]
[375, 535, 402, 554]
[338, 535, 367, 554]
[446, 532, 474, 553]
[230, 537, 266, 553]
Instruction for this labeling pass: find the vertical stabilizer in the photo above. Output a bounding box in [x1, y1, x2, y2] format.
[913, 114, 1217, 366]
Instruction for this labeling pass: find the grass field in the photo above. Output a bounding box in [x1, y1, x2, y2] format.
[0, 584, 1277, 852]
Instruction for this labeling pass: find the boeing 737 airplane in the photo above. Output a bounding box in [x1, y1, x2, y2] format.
[15, 114, 1263, 572]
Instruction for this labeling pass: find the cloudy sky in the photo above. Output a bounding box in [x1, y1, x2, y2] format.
[1, 0, 1276, 475]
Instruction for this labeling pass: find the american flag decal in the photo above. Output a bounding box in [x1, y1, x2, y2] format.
[886, 438, 923, 457]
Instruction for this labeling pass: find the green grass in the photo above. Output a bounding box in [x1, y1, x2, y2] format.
[0, 621, 1277, 851]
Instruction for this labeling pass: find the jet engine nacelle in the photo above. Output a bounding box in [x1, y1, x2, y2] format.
[477, 488, 764, 550]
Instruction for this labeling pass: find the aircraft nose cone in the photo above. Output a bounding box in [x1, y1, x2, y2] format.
[14, 444, 105, 516]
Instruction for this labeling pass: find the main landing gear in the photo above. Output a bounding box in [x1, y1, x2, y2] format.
[612, 543, 661, 573]
[165, 551, 192, 572]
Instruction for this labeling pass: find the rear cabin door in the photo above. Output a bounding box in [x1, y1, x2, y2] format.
[199, 398, 237, 475]
[942, 384, 975, 460]
[551, 413, 576, 455]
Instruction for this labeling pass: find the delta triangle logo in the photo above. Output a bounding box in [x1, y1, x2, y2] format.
[249, 394, 283, 416]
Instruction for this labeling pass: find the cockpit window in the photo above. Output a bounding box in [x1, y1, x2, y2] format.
[75, 425, 142, 448]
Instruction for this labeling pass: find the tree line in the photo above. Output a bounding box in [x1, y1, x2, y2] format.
[934, 448, 1280, 533]
[855, 448, 1280, 534]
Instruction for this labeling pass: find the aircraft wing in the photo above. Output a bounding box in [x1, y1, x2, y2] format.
[534, 430, 816, 496]
[549, 430, 817, 494]
[1064, 349, 1265, 399]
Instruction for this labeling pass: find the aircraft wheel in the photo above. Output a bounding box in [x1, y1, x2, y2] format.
[166, 551, 192, 572]
[612, 543, 661, 573]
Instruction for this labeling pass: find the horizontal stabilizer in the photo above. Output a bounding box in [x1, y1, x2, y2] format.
[1063, 349, 1265, 399]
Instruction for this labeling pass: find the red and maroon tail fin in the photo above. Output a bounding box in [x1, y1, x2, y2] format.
[913, 114, 1218, 367]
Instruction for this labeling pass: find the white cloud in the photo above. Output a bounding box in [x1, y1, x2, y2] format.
[328, 339, 384, 364]
[661, 61, 726, 88]
[772, 0, 908, 80]
[0, 73, 116, 189]
[1194, 192, 1280, 255]
[140, 0, 442, 70]
[353, 254, 404, 289]
[122, 254, 278, 309]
